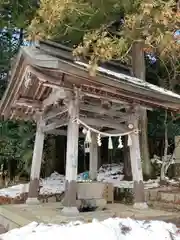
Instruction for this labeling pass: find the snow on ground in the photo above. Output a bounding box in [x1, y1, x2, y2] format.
[0, 164, 160, 199]
[40, 172, 65, 195]
[1, 217, 180, 240]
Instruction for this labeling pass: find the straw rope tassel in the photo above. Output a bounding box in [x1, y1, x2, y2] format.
[97, 134, 102, 146]
[128, 134, 132, 146]
[108, 137, 113, 149]
[85, 129, 91, 143]
[118, 136, 123, 148]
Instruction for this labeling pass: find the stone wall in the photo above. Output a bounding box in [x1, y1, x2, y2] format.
[145, 187, 180, 204]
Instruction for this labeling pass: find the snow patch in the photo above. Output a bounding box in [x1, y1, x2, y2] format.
[0, 164, 160, 199]
[1, 217, 180, 240]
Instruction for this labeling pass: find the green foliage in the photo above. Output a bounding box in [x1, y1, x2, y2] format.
[74, 0, 179, 73]
[28, 0, 179, 71]
[0, 0, 37, 28]
[148, 110, 180, 139]
[28, 0, 135, 45]
[0, 29, 20, 84]
[0, 121, 35, 176]
[0, 0, 38, 177]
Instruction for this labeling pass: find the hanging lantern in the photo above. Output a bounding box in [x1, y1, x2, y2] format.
[97, 134, 102, 146]
[85, 129, 91, 143]
[118, 136, 123, 148]
[108, 137, 113, 149]
[128, 134, 132, 146]
[84, 142, 90, 153]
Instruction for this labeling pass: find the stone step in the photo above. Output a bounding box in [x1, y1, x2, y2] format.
[148, 200, 180, 211]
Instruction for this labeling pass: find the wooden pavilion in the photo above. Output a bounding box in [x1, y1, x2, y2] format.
[1, 40, 180, 213]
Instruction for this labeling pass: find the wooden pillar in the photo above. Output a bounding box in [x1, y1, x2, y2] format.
[129, 118, 148, 209]
[26, 117, 45, 204]
[89, 132, 98, 180]
[62, 91, 79, 214]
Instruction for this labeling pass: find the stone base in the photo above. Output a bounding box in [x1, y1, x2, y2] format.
[133, 202, 148, 209]
[26, 198, 40, 205]
[63, 180, 77, 207]
[133, 180, 145, 203]
[61, 207, 79, 215]
[28, 179, 39, 198]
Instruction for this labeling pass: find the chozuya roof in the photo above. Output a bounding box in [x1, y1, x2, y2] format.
[1, 39, 180, 121]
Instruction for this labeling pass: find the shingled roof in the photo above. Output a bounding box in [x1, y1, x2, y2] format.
[0, 40, 180, 120]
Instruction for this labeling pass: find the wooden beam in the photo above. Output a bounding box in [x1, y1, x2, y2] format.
[44, 102, 133, 122]
[45, 129, 84, 137]
[80, 103, 133, 120]
[79, 116, 130, 132]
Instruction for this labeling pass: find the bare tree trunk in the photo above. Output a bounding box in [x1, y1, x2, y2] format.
[132, 41, 152, 179]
